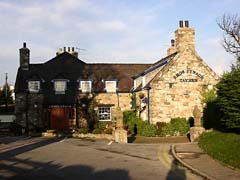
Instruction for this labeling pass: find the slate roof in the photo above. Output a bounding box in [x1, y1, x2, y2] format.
[15, 52, 151, 105]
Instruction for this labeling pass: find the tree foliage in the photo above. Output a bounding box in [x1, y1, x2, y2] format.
[217, 14, 240, 58]
[0, 83, 14, 107]
[216, 68, 240, 129]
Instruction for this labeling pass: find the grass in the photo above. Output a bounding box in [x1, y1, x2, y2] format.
[199, 130, 240, 169]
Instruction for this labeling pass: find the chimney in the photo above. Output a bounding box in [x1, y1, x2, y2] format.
[179, 20, 183, 28]
[175, 20, 195, 51]
[167, 39, 177, 55]
[19, 42, 30, 70]
[56, 46, 78, 58]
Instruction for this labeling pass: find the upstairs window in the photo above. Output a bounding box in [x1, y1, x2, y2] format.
[105, 80, 117, 92]
[54, 80, 67, 94]
[98, 107, 111, 121]
[80, 81, 92, 93]
[28, 81, 40, 92]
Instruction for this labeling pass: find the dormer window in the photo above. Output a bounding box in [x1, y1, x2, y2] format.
[54, 80, 67, 94]
[80, 81, 92, 93]
[105, 80, 117, 92]
[28, 81, 40, 92]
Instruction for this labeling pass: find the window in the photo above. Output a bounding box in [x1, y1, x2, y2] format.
[54, 81, 67, 94]
[28, 81, 40, 92]
[98, 107, 111, 121]
[105, 81, 117, 92]
[80, 81, 92, 93]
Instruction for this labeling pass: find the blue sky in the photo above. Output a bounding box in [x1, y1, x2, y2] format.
[0, 0, 239, 85]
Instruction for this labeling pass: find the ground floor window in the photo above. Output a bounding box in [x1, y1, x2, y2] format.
[98, 107, 111, 121]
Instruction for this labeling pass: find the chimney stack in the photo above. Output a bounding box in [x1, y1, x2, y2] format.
[19, 42, 30, 70]
[56, 46, 78, 58]
[167, 39, 177, 55]
[179, 20, 183, 28]
[175, 20, 195, 51]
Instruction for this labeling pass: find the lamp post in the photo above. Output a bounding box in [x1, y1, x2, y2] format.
[144, 86, 151, 124]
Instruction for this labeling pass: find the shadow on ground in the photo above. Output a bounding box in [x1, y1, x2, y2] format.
[0, 157, 130, 180]
[0, 137, 130, 180]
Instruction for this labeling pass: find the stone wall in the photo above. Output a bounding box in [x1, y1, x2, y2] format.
[148, 48, 218, 124]
[15, 93, 44, 131]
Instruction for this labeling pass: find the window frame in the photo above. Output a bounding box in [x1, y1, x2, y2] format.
[105, 80, 117, 93]
[53, 80, 68, 94]
[28, 81, 40, 93]
[79, 80, 92, 93]
[98, 107, 112, 121]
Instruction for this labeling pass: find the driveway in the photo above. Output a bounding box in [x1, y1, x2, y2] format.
[0, 137, 203, 180]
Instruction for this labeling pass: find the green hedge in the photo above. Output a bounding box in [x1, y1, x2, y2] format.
[156, 118, 190, 136]
[123, 111, 156, 137]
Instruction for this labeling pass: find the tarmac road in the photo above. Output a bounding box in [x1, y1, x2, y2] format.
[0, 137, 203, 180]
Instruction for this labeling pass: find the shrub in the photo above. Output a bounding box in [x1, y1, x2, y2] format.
[157, 118, 190, 136]
[170, 118, 190, 135]
[156, 122, 167, 136]
[123, 110, 156, 137]
[104, 128, 113, 134]
[92, 128, 102, 134]
[94, 121, 110, 130]
[77, 128, 88, 134]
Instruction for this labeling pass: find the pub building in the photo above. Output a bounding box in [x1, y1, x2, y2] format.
[15, 20, 218, 132]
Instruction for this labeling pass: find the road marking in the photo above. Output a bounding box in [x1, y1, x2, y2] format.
[157, 144, 199, 180]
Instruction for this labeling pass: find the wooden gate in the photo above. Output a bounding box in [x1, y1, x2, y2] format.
[50, 107, 69, 131]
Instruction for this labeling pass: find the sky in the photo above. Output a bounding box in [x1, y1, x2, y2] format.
[0, 0, 239, 86]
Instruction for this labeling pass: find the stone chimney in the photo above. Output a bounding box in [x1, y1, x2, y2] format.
[56, 46, 78, 58]
[175, 20, 195, 52]
[167, 39, 177, 55]
[19, 42, 30, 70]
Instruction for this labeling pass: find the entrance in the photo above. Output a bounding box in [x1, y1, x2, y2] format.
[50, 107, 70, 131]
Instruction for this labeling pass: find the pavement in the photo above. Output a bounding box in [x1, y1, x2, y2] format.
[172, 143, 240, 180]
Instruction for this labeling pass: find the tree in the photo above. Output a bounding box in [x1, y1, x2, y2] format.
[0, 83, 14, 108]
[217, 14, 240, 59]
[216, 68, 240, 129]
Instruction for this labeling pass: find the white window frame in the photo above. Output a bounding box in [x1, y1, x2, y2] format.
[28, 81, 40, 92]
[80, 81, 92, 93]
[98, 107, 111, 121]
[54, 80, 67, 94]
[105, 81, 117, 93]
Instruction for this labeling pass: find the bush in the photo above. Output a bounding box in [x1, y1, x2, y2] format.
[123, 110, 156, 137]
[104, 128, 113, 134]
[94, 121, 110, 130]
[92, 128, 102, 134]
[157, 118, 190, 136]
[77, 128, 88, 134]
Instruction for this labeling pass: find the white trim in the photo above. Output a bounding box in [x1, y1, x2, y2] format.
[105, 81, 117, 92]
[28, 81, 40, 92]
[98, 107, 111, 121]
[79, 80, 92, 93]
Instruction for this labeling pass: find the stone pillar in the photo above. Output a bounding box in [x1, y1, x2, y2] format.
[190, 105, 205, 142]
[114, 107, 128, 143]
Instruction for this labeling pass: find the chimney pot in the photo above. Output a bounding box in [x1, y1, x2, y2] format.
[72, 47, 74, 52]
[68, 47, 70, 52]
[185, 20, 189, 27]
[63, 47, 66, 51]
[179, 20, 183, 28]
[23, 42, 26, 48]
[171, 39, 175, 47]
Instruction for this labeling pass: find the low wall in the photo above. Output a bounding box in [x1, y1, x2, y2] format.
[72, 133, 114, 140]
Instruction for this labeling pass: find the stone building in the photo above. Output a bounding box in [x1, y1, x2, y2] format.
[133, 20, 218, 124]
[15, 20, 218, 132]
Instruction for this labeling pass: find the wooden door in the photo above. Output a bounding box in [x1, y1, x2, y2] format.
[50, 107, 69, 131]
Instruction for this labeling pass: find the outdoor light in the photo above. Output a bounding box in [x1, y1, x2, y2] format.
[34, 102, 38, 108]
